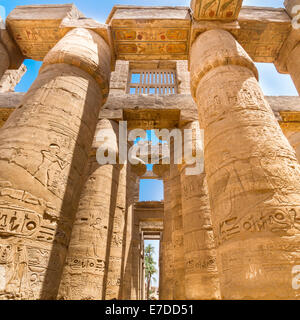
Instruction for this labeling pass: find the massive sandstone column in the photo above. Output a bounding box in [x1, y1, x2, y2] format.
[104, 162, 127, 300]
[0, 28, 111, 299]
[121, 164, 139, 300]
[130, 164, 146, 300]
[153, 164, 173, 300]
[180, 122, 220, 300]
[57, 119, 119, 300]
[190, 29, 300, 299]
[169, 163, 185, 300]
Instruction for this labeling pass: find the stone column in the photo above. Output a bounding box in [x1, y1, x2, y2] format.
[170, 163, 185, 300]
[0, 43, 9, 80]
[121, 163, 139, 300]
[130, 164, 146, 300]
[190, 29, 300, 299]
[154, 164, 173, 300]
[180, 122, 220, 300]
[0, 28, 111, 299]
[57, 119, 119, 300]
[104, 162, 127, 300]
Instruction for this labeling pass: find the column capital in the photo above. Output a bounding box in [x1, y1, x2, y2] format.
[42, 28, 111, 100]
[275, 2, 300, 74]
[190, 29, 258, 100]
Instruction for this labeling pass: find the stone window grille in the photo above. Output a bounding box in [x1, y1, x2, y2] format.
[127, 70, 177, 95]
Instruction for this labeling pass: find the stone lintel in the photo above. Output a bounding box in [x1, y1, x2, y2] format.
[280, 111, 300, 133]
[102, 93, 198, 127]
[3, 5, 296, 65]
[134, 201, 164, 223]
[267, 96, 300, 120]
[1, 93, 300, 129]
[107, 5, 191, 61]
[6, 4, 115, 69]
[124, 109, 181, 130]
[106, 6, 191, 23]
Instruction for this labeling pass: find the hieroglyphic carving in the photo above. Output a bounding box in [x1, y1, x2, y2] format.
[0, 27, 110, 300]
[168, 163, 185, 300]
[5, 4, 82, 60]
[109, 6, 191, 60]
[180, 142, 221, 300]
[105, 164, 127, 300]
[190, 29, 300, 299]
[33, 144, 71, 198]
[191, 0, 243, 20]
[0, 243, 64, 299]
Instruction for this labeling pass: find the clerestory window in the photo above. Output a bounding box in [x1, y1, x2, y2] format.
[127, 69, 177, 95]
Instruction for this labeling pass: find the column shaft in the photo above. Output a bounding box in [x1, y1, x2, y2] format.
[58, 120, 119, 300]
[0, 28, 111, 299]
[170, 164, 185, 300]
[191, 29, 300, 299]
[121, 165, 139, 300]
[104, 163, 127, 300]
[180, 124, 220, 300]
[160, 173, 174, 300]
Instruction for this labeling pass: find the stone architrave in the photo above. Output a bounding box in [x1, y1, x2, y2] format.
[190, 29, 300, 299]
[0, 28, 111, 299]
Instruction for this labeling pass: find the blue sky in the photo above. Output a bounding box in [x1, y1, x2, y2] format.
[0, 0, 296, 285]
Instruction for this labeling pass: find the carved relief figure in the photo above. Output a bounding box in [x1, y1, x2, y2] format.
[34, 144, 70, 197]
